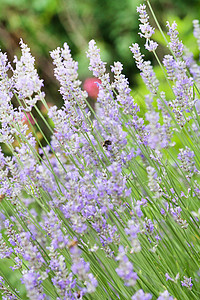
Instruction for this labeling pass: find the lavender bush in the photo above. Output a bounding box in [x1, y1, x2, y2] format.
[0, 2, 200, 299]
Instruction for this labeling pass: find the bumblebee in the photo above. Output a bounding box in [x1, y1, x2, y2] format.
[68, 240, 78, 249]
[102, 140, 112, 150]
[0, 194, 5, 202]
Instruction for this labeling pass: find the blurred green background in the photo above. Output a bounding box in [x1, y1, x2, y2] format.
[0, 0, 199, 106]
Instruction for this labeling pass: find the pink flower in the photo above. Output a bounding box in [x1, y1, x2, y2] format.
[83, 77, 101, 99]
[22, 112, 35, 125]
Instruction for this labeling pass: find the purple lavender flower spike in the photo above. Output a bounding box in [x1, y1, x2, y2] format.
[193, 20, 200, 51]
[166, 21, 183, 58]
[111, 61, 139, 118]
[86, 39, 108, 86]
[183, 48, 200, 90]
[49, 246, 76, 298]
[69, 242, 98, 294]
[157, 290, 174, 300]
[181, 276, 193, 289]
[21, 268, 46, 300]
[116, 245, 138, 286]
[0, 276, 18, 299]
[125, 219, 141, 253]
[50, 43, 88, 110]
[130, 43, 159, 95]
[132, 289, 152, 300]
[13, 39, 44, 111]
[87, 39, 119, 123]
[163, 49, 194, 125]
[145, 95, 170, 150]
[165, 273, 174, 281]
[137, 4, 158, 52]
[163, 55, 176, 81]
[49, 42, 90, 150]
[177, 146, 198, 179]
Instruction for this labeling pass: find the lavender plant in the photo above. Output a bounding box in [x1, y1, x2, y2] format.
[0, 2, 200, 299]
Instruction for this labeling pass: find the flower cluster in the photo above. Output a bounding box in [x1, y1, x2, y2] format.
[115, 246, 138, 286]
